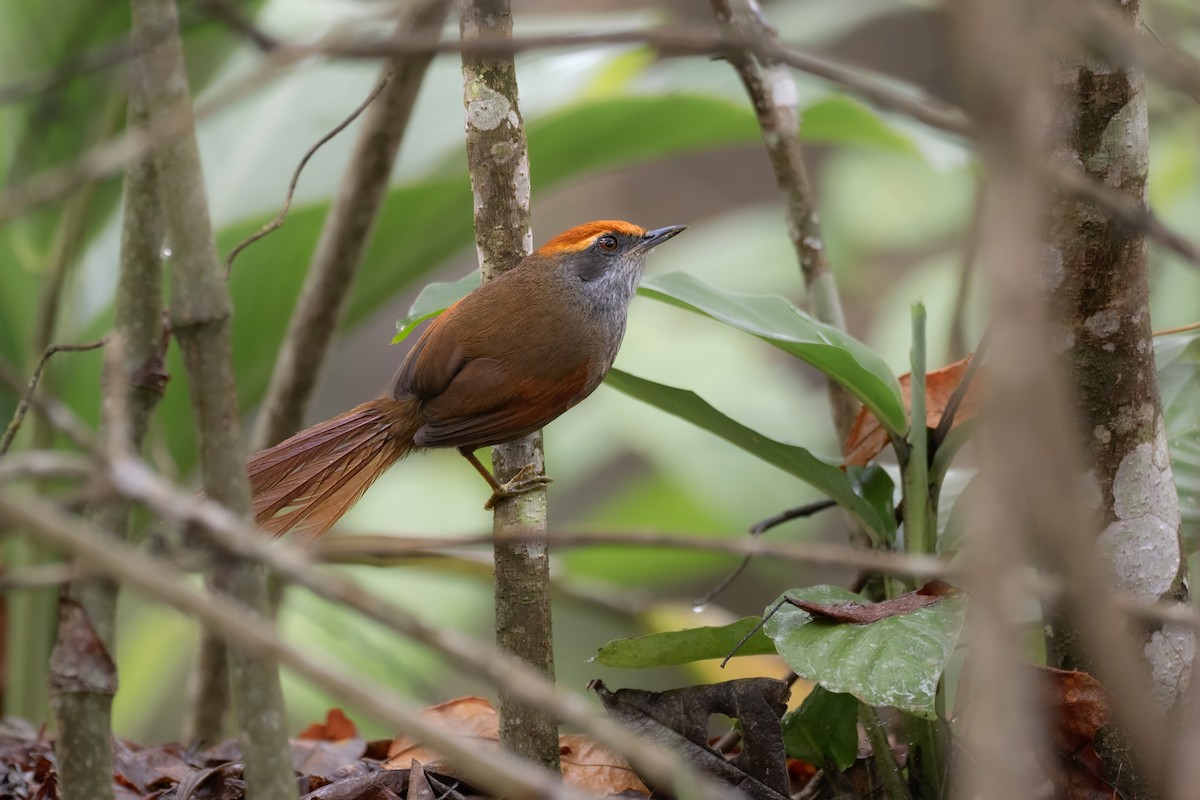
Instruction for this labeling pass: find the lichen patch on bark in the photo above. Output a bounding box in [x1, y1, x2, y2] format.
[1083, 308, 1120, 338]
[1144, 625, 1194, 708]
[465, 84, 511, 131]
[1097, 421, 1182, 601]
[1085, 87, 1148, 188]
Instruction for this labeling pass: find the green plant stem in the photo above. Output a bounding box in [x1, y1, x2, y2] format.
[898, 304, 947, 796]
[906, 712, 947, 800]
[859, 704, 912, 800]
[903, 303, 933, 562]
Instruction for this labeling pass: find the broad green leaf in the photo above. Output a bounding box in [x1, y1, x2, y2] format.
[392, 272, 480, 343]
[594, 616, 775, 668]
[527, 95, 757, 189]
[939, 472, 982, 555]
[801, 95, 918, 155]
[1157, 330, 1200, 538]
[782, 686, 859, 770]
[846, 465, 897, 541]
[764, 585, 967, 718]
[640, 272, 907, 436]
[605, 369, 890, 540]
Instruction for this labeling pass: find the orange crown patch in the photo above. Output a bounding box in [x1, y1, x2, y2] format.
[535, 220, 646, 256]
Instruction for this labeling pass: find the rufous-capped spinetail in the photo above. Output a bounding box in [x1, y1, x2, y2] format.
[248, 220, 686, 537]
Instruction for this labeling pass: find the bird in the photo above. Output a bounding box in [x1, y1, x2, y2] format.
[247, 219, 686, 538]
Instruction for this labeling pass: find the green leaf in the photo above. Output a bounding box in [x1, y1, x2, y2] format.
[640, 272, 907, 436]
[1157, 330, 1200, 538]
[605, 369, 890, 540]
[846, 465, 897, 541]
[528, 95, 757, 189]
[594, 616, 775, 668]
[782, 686, 859, 770]
[764, 585, 967, 718]
[939, 472, 982, 556]
[392, 272, 480, 343]
[801, 95, 919, 155]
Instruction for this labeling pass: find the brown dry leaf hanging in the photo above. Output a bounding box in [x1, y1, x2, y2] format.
[784, 580, 960, 625]
[843, 353, 981, 467]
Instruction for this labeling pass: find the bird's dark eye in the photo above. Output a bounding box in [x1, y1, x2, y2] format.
[596, 235, 618, 252]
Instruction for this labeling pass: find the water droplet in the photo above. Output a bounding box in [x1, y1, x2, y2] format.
[161, 247, 173, 258]
[692, 602, 707, 614]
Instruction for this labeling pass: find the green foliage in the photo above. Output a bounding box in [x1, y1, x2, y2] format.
[782, 687, 860, 771]
[393, 273, 481, 343]
[846, 465, 898, 542]
[764, 586, 967, 719]
[800, 95, 920, 155]
[594, 616, 775, 668]
[640, 272, 908, 436]
[604, 369, 892, 541]
[1157, 330, 1200, 539]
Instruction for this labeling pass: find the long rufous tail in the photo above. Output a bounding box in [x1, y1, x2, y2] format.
[248, 397, 420, 538]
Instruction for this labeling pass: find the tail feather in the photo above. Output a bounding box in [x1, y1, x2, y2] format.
[248, 397, 419, 538]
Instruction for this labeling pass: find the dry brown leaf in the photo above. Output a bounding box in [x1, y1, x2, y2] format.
[784, 580, 959, 625]
[843, 354, 981, 467]
[384, 696, 498, 768]
[559, 734, 650, 795]
[299, 708, 359, 742]
[385, 697, 649, 795]
[1036, 666, 1117, 800]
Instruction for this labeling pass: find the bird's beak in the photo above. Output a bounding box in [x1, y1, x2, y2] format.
[638, 225, 687, 251]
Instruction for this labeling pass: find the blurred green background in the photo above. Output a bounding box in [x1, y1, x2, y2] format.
[2, 0, 1198, 742]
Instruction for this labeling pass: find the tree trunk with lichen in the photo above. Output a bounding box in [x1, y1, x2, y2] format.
[1043, 0, 1192, 792]
[458, 0, 560, 773]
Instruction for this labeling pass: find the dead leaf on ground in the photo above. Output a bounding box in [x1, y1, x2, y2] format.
[385, 696, 650, 796]
[385, 697, 498, 768]
[559, 735, 652, 795]
[1035, 665, 1118, 800]
[784, 580, 959, 625]
[294, 708, 367, 777]
[301, 708, 359, 741]
[843, 354, 981, 467]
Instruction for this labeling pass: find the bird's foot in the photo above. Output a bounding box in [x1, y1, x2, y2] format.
[483, 464, 554, 510]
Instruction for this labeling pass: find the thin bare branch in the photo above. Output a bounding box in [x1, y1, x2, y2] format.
[222, 77, 388, 276]
[0, 340, 106, 456]
[316, 529, 951, 580]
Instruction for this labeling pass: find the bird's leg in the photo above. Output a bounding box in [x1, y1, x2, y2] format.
[458, 447, 553, 510]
